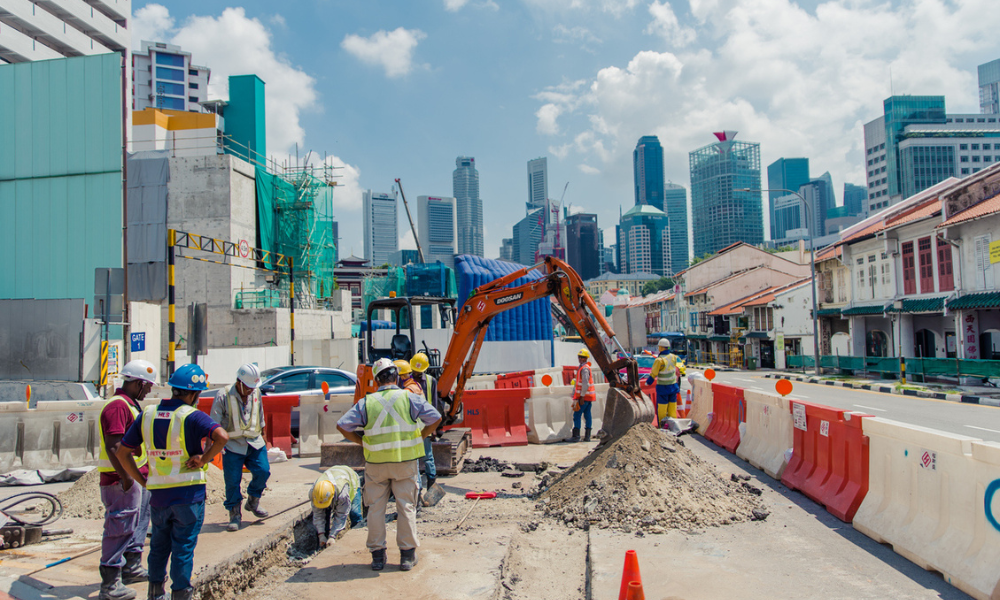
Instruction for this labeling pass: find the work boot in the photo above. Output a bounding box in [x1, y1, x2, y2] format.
[583, 428, 592, 442]
[400, 548, 418, 571]
[146, 581, 167, 600]
[227, 506, 241, 532]
[99, 565, 137, 600]
[245, 496, 269, 519]
[170, 588, 193, 600]
[122, 552, 148, 584]
[371, 549, 387, 571]
[569, 428, 581, 443]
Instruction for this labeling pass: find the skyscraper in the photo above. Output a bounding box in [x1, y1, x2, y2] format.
[512, 208, 544, 266]
[882, 95, 946, 198]
[363, 190, 398, 266]
[618, 205, 670, 276]
[689, 132, 763, 257]
[766, 158, 810, 239]
[979, 58, 1000, 115]
[499, 238, 514, 261]
[663, 183, 689, 275]
[633, 136, 665, 209]
[566, 213, 600, 281]
[132, 41, 211, 112]
[799, 172, 835, 239]
[417, 196, 457, 268]
[863, 116, 889, 212]
[453, 156, 483, 256]
[527, 157, 548, 211]
[842, 183, 867, 217]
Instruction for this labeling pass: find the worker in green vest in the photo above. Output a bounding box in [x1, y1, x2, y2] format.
[310, 465, 363, 549]
[337, 358, 441, 572]
[409, 352, 439, 489]
[646, 338, 680, 425]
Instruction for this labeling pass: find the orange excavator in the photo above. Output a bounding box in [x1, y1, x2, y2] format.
[354, 256, 654, 441]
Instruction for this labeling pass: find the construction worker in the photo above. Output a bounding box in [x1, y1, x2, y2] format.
[570, 349, 597, 442]
[116, 364, 228, 600]
[210, 363, 270, 533]
[98, 359, 158, 600]
[409, 352, 439, 488]
[310, 465, 363, 549]
[395, 360, 422, 395]
[646, 338, 680, 425]
[336, 358, 441, 572]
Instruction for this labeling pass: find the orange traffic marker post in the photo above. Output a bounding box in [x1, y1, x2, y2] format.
[704, 368, 716, 381]
[775, 378, 793, 397]
[618, 549, 643, 600]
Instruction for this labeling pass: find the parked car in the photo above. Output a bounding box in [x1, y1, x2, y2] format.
[259, 366, 357, 437]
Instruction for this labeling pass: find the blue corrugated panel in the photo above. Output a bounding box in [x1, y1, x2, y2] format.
[454, 255, 552, 341]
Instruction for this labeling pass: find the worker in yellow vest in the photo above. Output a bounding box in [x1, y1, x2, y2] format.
[395, 360, 422, 395]
[646, 339, 680, 425]
[337, 358, 441, 572]
[410, 352, 439, 489]
[310, 465, 363, 549]
[97, 360, 158, 600]
[570, 349, 597, 442]
[116, 364, 228, 600]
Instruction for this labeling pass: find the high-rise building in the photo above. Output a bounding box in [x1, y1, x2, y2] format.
[132, 41, 210, 113]
[799, 172, 835, 239]
[453, 156, 483, 256]
[633, 136, 664, 209]
[417, 195, 457, 268]
[566, 213, 600, 281]
[363, 190, 398, 266]
[499, 238, 513, 261]
[527, 157, 548, 211]
[980, 58, 1000, 115]
[512, 208, 544, 266]
[842, 183, 867, 217]
[0, 1, 129, 64]
[772, 194, 804, 243]
[663, 183, 689, 276]
[883, 95, 947, 200]
[689, 132, 763, 257]
[863, 116, 889, 213]
[766, 158, 810, 239]
[618, 205, 670, 276]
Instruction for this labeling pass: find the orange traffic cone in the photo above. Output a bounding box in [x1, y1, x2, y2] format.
[618, 550, 642, 600]
[625, 581, 646, 600]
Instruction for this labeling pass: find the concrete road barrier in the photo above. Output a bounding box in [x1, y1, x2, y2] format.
[296, 393, 325, 457]
[525, 383, 608, 444]
[688, 376, 713, 435]
[19, 400, 103, 470]
[736, 390, 793, 480]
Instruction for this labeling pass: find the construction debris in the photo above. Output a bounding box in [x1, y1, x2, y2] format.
[464, 456, 511, 473]
[539, 423, 765, 533]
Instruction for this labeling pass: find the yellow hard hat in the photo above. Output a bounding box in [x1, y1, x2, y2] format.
[312, 479, 336, 509]
[410, 352, 430, 373]
[394, 360, 412, 376]
[578, 348, 590, 358]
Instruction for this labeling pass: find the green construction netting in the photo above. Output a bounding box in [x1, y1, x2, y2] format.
[362, 267, 404, 314]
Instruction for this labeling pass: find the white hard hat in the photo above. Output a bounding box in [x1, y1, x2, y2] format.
[121, 360, 158, 384]
[373, 357, 397, 379]
[237, 363, 262, 389]
[658, 338, 670, 348]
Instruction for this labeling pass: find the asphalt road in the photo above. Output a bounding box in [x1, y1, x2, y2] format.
[706, 369, 1000, 443]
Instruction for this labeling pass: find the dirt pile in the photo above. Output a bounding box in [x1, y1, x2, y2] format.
[539, 423, 766, 533]
[464, 456, 511, 473]
[57, 464, 230, 519]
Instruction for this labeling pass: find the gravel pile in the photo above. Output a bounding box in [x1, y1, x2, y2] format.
[539, 423, 767, 533]
[464, 456, 512, 473]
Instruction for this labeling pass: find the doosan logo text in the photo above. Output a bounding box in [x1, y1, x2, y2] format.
[494, 292, 523, 305]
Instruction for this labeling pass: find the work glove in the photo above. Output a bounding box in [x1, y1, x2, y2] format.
[318, 534, 328, 549]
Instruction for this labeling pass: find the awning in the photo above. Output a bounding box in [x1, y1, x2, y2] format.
[687, 334, 707, 340]
[745, 331, 770, 339]
[947, 291, 1000, 310]
[885, 296, 947, 314]
[817, 308, 842, 316]
[841, 304, 886, 316]
[708, 335, 731, 342]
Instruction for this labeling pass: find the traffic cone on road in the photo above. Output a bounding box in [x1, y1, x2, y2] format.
[624, 581, 646, 600]
[618, 550, 642, 600]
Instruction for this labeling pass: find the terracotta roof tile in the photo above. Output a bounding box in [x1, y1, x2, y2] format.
[884, 200, 941, 228]
[936, 195, 1000, 228]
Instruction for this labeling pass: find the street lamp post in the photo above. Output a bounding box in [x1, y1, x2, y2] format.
[737, 188, 821, 377]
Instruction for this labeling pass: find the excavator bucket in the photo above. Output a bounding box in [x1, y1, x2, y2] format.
[598, 387, 656, 442]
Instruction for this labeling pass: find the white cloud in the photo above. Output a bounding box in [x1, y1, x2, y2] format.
[553, 24, 603, 46]
[536, 103, 565, 135]
[578, 164, 600, 174]
[524, 0, 639, 17]
[341, 28, 427, 78]
[400, 229, 417, 250]
[646, 1, 696, 47]
[131, 4, 174, 48]
[444, 0, 470, 11]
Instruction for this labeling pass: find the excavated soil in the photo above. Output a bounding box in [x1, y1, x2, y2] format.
[57, 464, 232, 519]
[539, 423, 766, 533]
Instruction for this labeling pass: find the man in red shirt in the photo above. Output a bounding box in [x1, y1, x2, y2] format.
[97, 360, 158, 600]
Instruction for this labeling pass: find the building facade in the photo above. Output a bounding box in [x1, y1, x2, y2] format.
[863, 116, 890, 213]
[417, 195, 457, 268]
[664, 183, 689, 275]
[132, 41, 210, 113]
[527, 157, 548, 211]
[633, 135, 664, 208]
[512, 208, 543, 266]
[843, 183, 867, 217]
[689, 132, 763, 257]
[584, 272, 659, 298]
[766, 158, 810, 239]
[566, 213, 600, 281]
[0, 0, 128, 64]
[980, 58, 1000, 115]
[363, 190, 398, 266]
[618, 204, 670, 276]
[499, 238, 513, 261]
[800, 172, 835, 238]
[453, 156, 483, 256]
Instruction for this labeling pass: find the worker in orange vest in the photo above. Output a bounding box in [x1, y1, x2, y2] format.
[570, 349, 597, 442]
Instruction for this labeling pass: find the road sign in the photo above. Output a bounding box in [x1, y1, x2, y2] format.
[131, 332, 146, 352]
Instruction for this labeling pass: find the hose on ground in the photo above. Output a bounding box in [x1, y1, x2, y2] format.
[0, 492, 63, 526]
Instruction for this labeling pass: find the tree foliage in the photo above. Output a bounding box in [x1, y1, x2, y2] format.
[641, 276, 675, 297]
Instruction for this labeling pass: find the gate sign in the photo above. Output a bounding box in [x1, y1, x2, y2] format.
[792, 402, 807, 431]
[131, 332, 146, 353]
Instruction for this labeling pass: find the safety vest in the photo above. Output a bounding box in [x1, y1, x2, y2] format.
[653, 353, 678, 386]
[574, 364, 596, 402]
[224, 385, 263, 440]
[316, 465, 360, 503]
[420, 374, 437, 406]
[140, 404, 208, 490]
[362, 389, 425, 464]
[98, 395, 147, 473]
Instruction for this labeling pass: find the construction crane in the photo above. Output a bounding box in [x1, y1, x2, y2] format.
[394, 178, 425, 264]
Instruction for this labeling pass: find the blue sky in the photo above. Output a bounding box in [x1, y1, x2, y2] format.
[133, 0, 1000, 261]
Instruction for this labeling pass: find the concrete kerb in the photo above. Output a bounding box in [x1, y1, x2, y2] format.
[761, 373, 999, 406]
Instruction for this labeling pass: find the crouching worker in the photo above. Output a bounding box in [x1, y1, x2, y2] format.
[311, 465, 363, 549]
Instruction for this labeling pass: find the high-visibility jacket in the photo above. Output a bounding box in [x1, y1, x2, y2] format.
[140, 404, 208, 490]
[419, 374, 437, 406]
[573, 363, 596, 402]
[224, 386, 263, 440]
[651, 352, 678, 386]
[362, 389, 425, 464]
[315, 465, 360, 504]
[98, 395, 147, 473]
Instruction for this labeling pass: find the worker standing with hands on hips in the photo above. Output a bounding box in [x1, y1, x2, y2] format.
[98, 360, 158, 600]
[337, 358, 441, 572]
[210, 363, 270, 533]
[646, 338, 680, 426]
[570, 349, 597, 442]
[310, 465, 363, 549]
[115, 364, 228, 600]
[409, 352, 439, 489]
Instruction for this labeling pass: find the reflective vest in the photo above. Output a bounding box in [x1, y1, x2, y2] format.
[316, 465, 360, 503]
[419, 374, 437, 406]
[362, 389, 425, 464]
[653, 353, 678, 386]
[223, 385, 263, 440]
[141, 404, 208, 490]
[98, 395, 147, 473]
[574, 364, 596, 402]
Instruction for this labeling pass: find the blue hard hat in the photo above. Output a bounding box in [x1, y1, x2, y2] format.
[168, 364, 209, 391]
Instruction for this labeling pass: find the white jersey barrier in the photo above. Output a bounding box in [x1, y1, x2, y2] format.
[526, 383, 609, 444]
[298, 393, 353, 456]
[533, 366, 563, 384]
[852, 418, 1000, 600]
[465, 374, 498, 390]
[735, 390, 794, 480]
[11, 400, 104, 470]
[688, 375, 713, 435]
